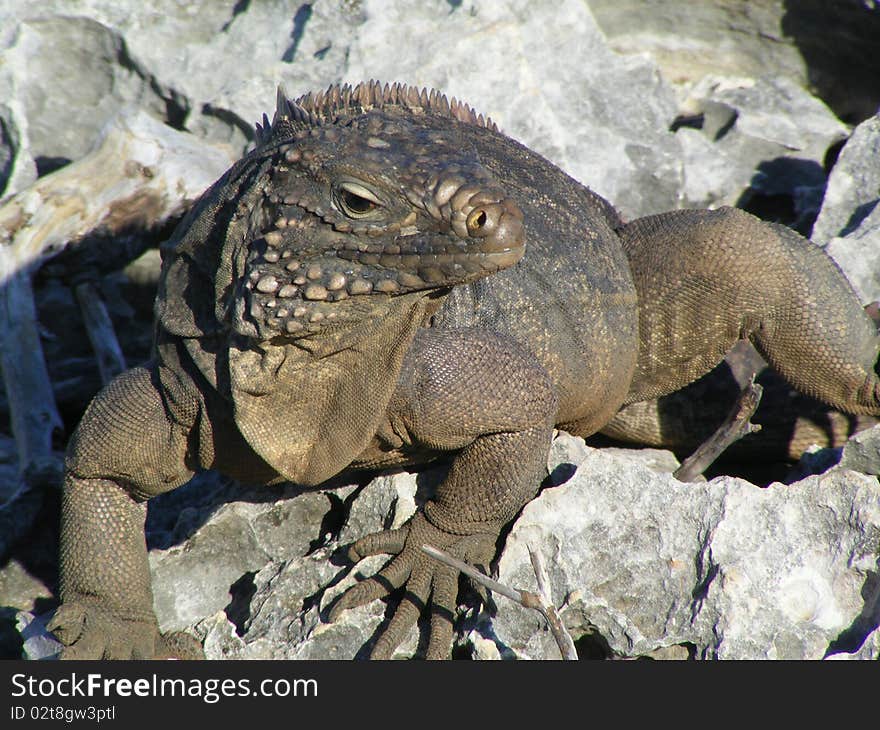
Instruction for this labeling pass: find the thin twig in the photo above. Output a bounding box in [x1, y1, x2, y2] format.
[421, 544, 522, 603]
[422, 543, 578, 660]
[673, 377, 763, 482]
[527, 546, 578, 660]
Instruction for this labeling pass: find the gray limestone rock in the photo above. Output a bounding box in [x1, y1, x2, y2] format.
[336, 473, 419, 547]
[588, 0, 812, 96]
[193, 473, 425, 660]
[0, 1, 682, 218]
[827, 624, 880, 662]
[482, 434, 880, 660]
[812, 115, 880, 304]
[0, 1, 364, 157]
[587, 0, 880, 126]
[0, 15, 169, 169]
[0, 557, 53, 618]
[812, 114, 880, 246]
[839, 425, 880, 477]
[676, 75, 848, 224]
[197, 549, 375, 660]
[825, 205, 880, 306]
[16, 611, 61, 660]
[0, 103, 36, 199]
[336, 465, 444, 546]
[133, 432, 880, 661]
[149, 486, 334, 632]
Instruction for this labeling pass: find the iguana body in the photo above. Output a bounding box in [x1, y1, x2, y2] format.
[49, 82, 880, 659]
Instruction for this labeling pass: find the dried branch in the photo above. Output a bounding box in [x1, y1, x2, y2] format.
[0, 269, 64, 557]
[526, 547, 578, 659]
[422, 543, 578, 660]
[0, 108, 235, 284]
[0, 270, 63, 471]
[0, 109, 235, 556]
[421, 543, 522, 603]
[674, 377, 764, 482]
[73, 281, 126, 385]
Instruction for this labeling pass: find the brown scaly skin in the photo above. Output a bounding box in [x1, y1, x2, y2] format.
[48, 81, 880, 660]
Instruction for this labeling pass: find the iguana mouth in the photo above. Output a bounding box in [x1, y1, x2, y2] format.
[239, 212, 524, 336]
[252, 198, 524, 290]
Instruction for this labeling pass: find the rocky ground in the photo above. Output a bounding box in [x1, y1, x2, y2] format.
[1, 0, 879, 660]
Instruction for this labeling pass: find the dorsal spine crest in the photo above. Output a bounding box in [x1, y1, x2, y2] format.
[256, 80, 498, 146]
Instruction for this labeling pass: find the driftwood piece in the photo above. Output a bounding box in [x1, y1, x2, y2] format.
[73, 281, 126, 385]
[673, 378, 764, 482]
[422, 543, 578, 660]
[0, 269, 63, 474]
[0, 270, 63, 557]
[0, 108, 235, 283]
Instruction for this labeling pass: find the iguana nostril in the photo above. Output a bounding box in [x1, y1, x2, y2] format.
[463, 200, 525, 251]
[466, 208, 488, 235]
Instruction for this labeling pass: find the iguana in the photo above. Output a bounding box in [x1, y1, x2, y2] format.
[48, 81, 880, 659]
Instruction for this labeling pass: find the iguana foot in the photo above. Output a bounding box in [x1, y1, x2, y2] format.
[329, 512, 495, 659]
[48, 601, 204, 660]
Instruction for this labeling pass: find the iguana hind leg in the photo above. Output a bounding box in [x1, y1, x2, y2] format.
[48, 365, 201, 659]
[618, 206, 880, 416]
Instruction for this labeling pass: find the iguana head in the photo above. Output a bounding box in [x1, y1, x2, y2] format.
[235, 81, 525, 338]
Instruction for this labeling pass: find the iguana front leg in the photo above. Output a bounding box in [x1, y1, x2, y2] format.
[48, 365, 202, 659]
[329, 328, 557, 659]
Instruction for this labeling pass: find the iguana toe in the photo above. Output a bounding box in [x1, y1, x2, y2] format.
[328, 551, 412, 622]
[155, 631, 206, 660]
[425, 566, 458, 660]
[369, 567, 432, 659]
[345, 524, 410, 563]
[46, 602, 87, 648]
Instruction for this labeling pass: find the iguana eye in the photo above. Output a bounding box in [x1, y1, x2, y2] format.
[335, 181, 382, 218]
